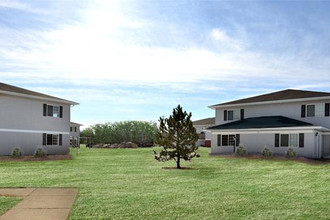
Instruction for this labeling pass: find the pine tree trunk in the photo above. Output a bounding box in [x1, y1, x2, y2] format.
[176, 156, 181, 169]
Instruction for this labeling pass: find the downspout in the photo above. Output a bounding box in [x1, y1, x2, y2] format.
[233, 136, 236, 153]
[315, 131, 319, 159]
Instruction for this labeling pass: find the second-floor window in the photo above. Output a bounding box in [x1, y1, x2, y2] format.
[302, 103, 329, 118]
[43, 104, 63, 118]
[307, 104, 323, 117]
[225, 109, 240, 121]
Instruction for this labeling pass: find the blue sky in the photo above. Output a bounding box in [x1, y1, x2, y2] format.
[1, 0, 330, 128]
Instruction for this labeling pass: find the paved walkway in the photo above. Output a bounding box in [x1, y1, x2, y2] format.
[0, 188, 78, 220]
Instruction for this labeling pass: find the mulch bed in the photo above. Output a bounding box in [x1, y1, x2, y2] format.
[211, 154, 330, 165]
[0, 154, 72, 162]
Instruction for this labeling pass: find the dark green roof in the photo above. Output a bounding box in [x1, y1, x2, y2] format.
[208, 116, 313, 130]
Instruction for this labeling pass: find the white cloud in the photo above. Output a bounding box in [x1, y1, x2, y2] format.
[0, 0, 46, 14]
[209, 28, 244, 51]
[1, 0, 330, 92]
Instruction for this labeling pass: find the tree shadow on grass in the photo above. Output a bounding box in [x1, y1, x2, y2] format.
[162, 167, 196, 170]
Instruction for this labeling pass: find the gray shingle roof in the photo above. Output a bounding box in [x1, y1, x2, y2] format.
[193, 117, 215, 126]
[211, 89, 330, 107]
[0, 82, 78, 105]
[208, 116, 313, 130]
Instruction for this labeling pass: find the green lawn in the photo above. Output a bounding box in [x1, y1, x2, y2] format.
[0, 197, 21, 216]
[0, 147, 330, 219]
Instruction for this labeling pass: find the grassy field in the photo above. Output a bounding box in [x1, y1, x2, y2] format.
[0, 197, 21, 216]
[0, 147, 330, 219]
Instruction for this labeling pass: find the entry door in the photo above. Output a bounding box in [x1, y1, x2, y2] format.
[323, 136, 330, 157]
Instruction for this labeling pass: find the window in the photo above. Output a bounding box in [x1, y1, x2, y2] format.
[217, 135, 221, 146]
[70, 127, 73, 132]
[229, 135, 235, 146]
[53, 106, 59, 117]
[75, 127, 77, 132]
[220, 134, 236, 146]
[47, 134, 53, 145]
[280, 134, 299, 147]
[315, 103, 324, 117]
[289, 134, 298, 147]
[46, 134, 59, 145]
[280, 134, 289, 147]
[307, 104, 324, 117]
[222, 135, 228, 146]
[47, 105, 53, 117]
[227, 109, 240, 121]
[43, 104, 62, 118]
[52, 134, 58, 145]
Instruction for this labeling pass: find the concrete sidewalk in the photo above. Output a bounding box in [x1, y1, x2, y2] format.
[0, 188, 78, 220]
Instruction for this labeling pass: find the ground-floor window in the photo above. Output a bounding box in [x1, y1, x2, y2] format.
[47, 134, 58, 145]
[276, 133, 302, 148]
[43, 133, 62, 146]
[217, 134, 240, 146]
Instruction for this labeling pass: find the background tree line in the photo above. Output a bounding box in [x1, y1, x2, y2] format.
[80, 121, 158, 146]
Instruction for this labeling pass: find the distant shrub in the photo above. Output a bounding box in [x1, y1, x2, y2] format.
[261, 147, 273, 157]
[235, 145, 247, 156]
[286, 148, 297, 158]
[34, 147, 47, 158]
[11, 147, 23, 158]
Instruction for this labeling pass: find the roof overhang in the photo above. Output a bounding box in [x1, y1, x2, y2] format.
[0, 90, 79, 105]
[207, 126, 330, 134]
[70, 122, 83, 126]
[209, 96, 330, 109]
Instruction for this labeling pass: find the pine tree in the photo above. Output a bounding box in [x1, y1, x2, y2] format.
[154, 105, 199, 169]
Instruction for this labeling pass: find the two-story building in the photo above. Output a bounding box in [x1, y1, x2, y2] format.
[208, 89, 330, 159]
[0, 83, 79, 155]
[70, 122, 82, 148]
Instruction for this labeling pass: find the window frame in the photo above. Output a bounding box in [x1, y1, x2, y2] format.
[226, 109, 240, 121]
[46, 134, 59, 146]
[306, 103, 324, 117]
[280, 133, 299, 148]
[306, 104, 315, 117]
[280, 134, 289, 147]
[45, 105, 61, 118]
[53, 106, 60, 118]
[219, 134, 237, 146]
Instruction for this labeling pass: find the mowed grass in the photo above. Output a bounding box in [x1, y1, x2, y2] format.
[0, 147, 330, 219]
[0, 197, 21, 216]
